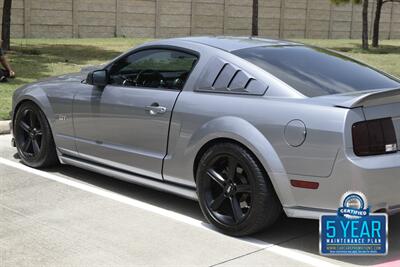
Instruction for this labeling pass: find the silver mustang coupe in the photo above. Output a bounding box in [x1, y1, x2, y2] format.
[11, 37, 400, 236]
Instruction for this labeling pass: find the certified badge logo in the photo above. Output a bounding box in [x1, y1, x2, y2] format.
[320, 191, 388, 256]
[338, 192, 369, 219]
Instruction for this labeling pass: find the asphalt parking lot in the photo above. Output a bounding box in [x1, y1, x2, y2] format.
[0, 133, 399, 266]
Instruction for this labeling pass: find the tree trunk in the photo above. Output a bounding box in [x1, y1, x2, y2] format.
[372, 0, 383, 47]
[1, 0, 13, 51]
[362, 0, 369, 50]
[252, 0, 259, 36]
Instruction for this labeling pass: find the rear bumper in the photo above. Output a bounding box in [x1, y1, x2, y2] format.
[388, 204, 400, 215]
[284, 148, 400, 219]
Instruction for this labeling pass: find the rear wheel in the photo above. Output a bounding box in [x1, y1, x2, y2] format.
[196, 142, 282, 236]
[14, 102, 59, 168]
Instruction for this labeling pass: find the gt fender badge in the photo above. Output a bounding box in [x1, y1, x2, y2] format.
[56, 114, 68, 121]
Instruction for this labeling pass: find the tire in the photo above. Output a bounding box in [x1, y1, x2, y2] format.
[196, 142, 282, 236]
[14, 101, 59, 168]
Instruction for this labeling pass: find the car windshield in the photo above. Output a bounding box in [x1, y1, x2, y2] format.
[232, 46, 400, 97]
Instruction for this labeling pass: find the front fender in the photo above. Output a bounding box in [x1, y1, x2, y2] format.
[12, 80, 79, 155]
[12, 84, 56, 128]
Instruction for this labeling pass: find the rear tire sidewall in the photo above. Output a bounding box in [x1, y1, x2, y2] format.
[14, 102, 57, 168]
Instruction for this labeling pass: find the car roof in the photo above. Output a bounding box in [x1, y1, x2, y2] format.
[163, 36, 302, 52]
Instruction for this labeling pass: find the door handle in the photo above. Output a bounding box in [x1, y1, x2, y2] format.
[145, 103, 167, 115]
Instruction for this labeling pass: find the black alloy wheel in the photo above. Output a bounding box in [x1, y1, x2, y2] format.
[14, 102, 59, 168]
[196, 142, 282, 236]
[16, 108, 43, 159]
[203, 154, 252, 225]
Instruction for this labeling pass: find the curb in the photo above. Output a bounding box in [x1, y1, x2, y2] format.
[0, 120, 11, 135]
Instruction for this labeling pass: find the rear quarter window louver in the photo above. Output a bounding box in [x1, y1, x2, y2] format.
[196, 57, 268, 95]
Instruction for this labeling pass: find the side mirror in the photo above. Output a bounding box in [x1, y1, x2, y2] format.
[86, 70, 108, 87]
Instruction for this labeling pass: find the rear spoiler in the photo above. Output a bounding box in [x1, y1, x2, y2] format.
[334, 88, 400, 108]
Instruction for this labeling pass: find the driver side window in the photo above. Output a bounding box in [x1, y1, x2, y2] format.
[109, 49, 198, 90]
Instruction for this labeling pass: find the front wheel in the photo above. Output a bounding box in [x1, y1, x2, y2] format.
[196, 142, 282, 236]
[14, 102, 59, 168]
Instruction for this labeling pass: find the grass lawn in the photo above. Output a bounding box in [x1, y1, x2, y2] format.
[1, 38, 400, 120]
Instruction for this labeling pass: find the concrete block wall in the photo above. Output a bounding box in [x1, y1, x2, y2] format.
[30, 0, 73, 38]
[192, 0, 224, 35]
[0, 0, 399, 39]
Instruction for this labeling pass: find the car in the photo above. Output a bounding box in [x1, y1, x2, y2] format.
[11, 36, 400, 236]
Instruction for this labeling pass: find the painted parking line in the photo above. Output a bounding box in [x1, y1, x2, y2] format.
[0, 157, 338, 267]
[372, 260, 400, 267]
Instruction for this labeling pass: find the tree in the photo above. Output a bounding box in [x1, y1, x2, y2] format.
[372, 0, 399, 47]
[1, 0, 13, 51]
[372, 0, 383, 47]
[361, 0, 369, 49]
[252, 0, 258, 36]
[332, 0, 369, 50]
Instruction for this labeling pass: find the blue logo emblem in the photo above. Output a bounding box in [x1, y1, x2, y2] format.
[320, 192, 388, 256]
[338, 192, 369, 219]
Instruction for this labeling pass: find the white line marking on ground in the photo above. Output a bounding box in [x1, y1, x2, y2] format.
[0, 157, 339, 267]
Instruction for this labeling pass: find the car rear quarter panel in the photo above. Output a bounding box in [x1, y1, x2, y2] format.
[163, 91, 349, 208]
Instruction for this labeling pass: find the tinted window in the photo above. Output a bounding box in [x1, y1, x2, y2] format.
[109, 49, 197, 90]
[233, 46, 400, 97]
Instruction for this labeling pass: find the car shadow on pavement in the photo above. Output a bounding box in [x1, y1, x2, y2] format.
[40, 160, 398, 266]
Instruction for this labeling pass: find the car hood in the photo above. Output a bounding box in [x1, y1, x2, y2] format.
[35, 64, 104, 84]
[12, 65, 103, 104]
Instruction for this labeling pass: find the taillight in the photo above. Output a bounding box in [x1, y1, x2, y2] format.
[352, 117, 398, 156]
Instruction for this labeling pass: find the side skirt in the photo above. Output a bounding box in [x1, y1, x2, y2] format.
[59, 154, 198, 201]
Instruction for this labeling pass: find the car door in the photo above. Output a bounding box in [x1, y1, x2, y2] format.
[73, 48, 198, 179]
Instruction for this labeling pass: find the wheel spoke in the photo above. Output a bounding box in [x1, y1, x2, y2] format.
[32, 139, 40, 155]
[210, 193, 226, 211]
[229, 196, 243, 223]
[236, 184, 251, 193]
[35, 129, 43, 136]
[207, 169, 225, 188]
[22, 138, 32, 152]
[236, 173, 247, 184]
[29, 111, 36, 128]
[226, 157, 238, 180]
[20, 121, 31, 133]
